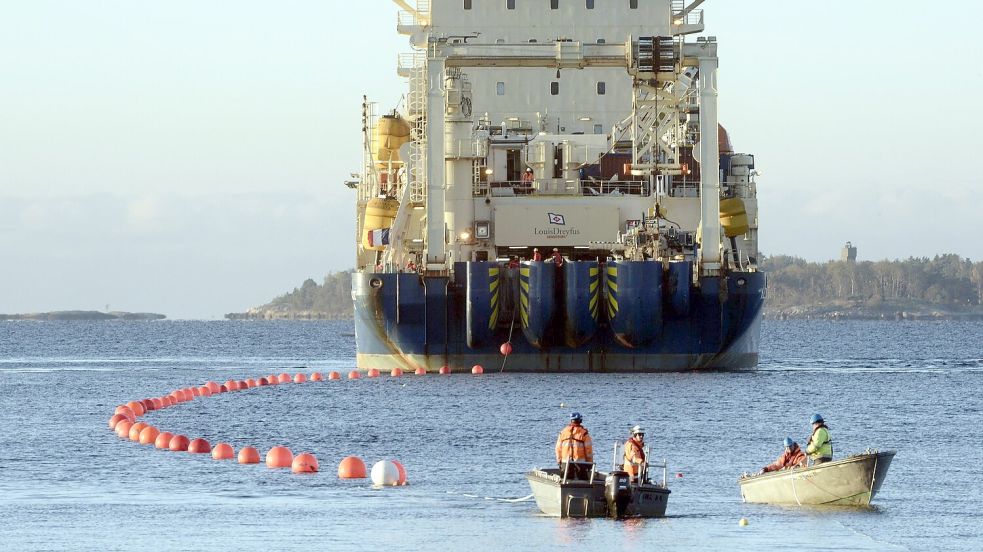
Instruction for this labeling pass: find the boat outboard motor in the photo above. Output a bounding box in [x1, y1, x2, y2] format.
[604, 470, 632, 518]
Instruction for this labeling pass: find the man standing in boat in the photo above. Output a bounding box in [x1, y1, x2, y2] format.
[623, 425, 647, 482]
[555, 412, 593, 479]
[806, 414, 833, 465]
[759, 437, 806, 474]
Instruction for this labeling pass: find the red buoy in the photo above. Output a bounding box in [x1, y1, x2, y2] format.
[211, 443, 235, 460]
[291, 453, 319, 473]
[258, 377, 270, 386]
[191, 386, 202, 397]
[348, 370, 360, 380]
[218, 384, 228, 393]
[310, 372, 324, 382]
[154, 432, 174, 449]
[392, 460, 408, 485]
[390, 368, 403, 377]
[168, 434, 190, 452]
[328, 371, 341, 380]
[500, 342, 513, 356]
[238, 446, 261, 464]
[293, 373, 307, 384]
[138, 425, 160, 445]
[367, 369, 380, 378]
[126, 401, 145, 417]
[337, 456, 367, 479]
[471, 365, 484, 375]
[277, 373, 291, 384]
[267, 375, 279, 385]
[128, 422, 148, 441]
[414, 367, 426, 375]
[115, 405, 135, 419]
[188, 438, 211, 454]
[115, 420, 134, 438]
[205, 381, 221, 394]
[266, 446, 294, 468]
[151, 397, 164, 410]
[108, 414, 129, 429]
[439, 366, 451, 375]
[224, 380, 238, 391]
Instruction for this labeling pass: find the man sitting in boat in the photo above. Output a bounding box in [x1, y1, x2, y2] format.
[805, 413, 833, 465]
[759, 437, 806, 474]
[623, 425, 647, 482]
[555, 412, 593, 479]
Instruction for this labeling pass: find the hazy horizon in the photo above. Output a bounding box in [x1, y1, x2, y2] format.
[3, 1, 981, 319]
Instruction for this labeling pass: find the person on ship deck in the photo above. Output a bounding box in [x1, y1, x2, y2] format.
[556, 412, 593, 480]
[532, 248, 542, 262]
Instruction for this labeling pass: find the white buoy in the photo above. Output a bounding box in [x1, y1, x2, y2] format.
[371, 460, 400, 486]
[738, 517, 749, 527]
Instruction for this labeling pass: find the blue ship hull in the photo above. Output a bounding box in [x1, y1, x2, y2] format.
[353, 262, 764, 373]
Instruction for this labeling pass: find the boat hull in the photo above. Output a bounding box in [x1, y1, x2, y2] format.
[526, 469, 670, 518]
[353, 263, 764, 373]
[738, 451, 896, 506]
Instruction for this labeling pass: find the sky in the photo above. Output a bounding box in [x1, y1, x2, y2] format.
[1, 1, 981, 319]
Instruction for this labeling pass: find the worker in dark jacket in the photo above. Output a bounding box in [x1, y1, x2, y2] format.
[760, 437, 806, 474]
[806, 414, 833, 464]
[555, 412, 593, 479]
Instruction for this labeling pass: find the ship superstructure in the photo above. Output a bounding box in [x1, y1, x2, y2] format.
[350, 0, 765, 372]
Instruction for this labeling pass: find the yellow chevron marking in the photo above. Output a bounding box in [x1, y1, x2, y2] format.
[520, 280, 529, 293]
[609, 295, 619, 313]
[489, 279, 499, 293]
[589, 280, 599, 293]
[521, 309, 529, 327]
[520, 267, 530, 278]
[607, 267, 617, 277]
[589, 293, 598, 311]
[607, 281, 618, 293]
[489, 305, 499, 329]
[589, 267, 599, 276]
[520, 294, 529, 309]
[489, 268, 499, 276]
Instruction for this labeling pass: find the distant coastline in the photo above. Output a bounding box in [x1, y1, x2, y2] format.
[227, 254, 983, 322]
[0, 311, 166, 321]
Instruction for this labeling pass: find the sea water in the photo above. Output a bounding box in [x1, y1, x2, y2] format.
[0, 320, 980, 551]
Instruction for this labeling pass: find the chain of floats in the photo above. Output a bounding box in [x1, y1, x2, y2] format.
[106, 365, 486, 482]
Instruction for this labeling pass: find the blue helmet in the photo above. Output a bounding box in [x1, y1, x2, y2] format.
[783, 437, 795, 448]
[810, 413, 824, 425]
[570, 412, 583, 422]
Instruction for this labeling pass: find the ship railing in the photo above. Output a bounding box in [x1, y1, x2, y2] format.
[479, 179, 651, 197]
[583, 178, 650, 196]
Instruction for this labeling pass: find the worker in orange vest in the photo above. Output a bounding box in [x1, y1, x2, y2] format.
[555, 412, 593, 479]
[759, 437, 807, 474]
[532, 247, 542, 261]
[623, 425, 647, 481]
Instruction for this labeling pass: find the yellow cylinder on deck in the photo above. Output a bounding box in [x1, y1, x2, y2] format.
[719, 197, 750, 238]
[373, 115, 411, 166]
[362, 198, 400, 251]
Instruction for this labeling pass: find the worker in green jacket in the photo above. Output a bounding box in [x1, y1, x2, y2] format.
[806, 413, 833, 464]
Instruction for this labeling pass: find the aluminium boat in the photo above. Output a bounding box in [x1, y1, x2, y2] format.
[738, 450, 896, 506]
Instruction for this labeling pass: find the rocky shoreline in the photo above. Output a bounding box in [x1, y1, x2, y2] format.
[0, 311, 166, 321]
[764, 303, 983, 321]
[224, 309, 352, 321]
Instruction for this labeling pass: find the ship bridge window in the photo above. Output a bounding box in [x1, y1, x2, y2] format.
[507, 0, 515, 9]
[497, 81, 506, 95]
[587, 0, 594, 8]
[596, 82, 606, 95]
[593, 124, 603, 134]
[464, 0, 471, 9]
[550, 81, 559, 95]
[596, 38, 606, 44]
[630, 0, 638, 8]
[551, 0, 559, 8]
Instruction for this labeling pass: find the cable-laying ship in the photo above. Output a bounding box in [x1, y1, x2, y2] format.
[350, 0, 765, 372]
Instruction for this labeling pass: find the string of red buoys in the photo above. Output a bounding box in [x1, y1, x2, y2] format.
[106, 366, 483, 484]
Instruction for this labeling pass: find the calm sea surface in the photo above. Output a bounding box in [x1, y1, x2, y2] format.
[0, 320, 980, 551]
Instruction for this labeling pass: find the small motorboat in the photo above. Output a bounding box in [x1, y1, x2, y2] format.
[738, 449, 895, 506]
[526, 443, 671, 518]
